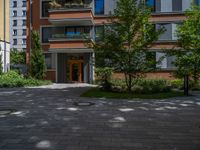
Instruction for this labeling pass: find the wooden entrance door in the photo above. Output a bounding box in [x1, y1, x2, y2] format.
[68, 60, 83, 82]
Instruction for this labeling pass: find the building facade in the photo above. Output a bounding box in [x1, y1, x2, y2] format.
[26, 0, 199, 83]
[10, 0, 27, 51]
[0, 0, 10, 72]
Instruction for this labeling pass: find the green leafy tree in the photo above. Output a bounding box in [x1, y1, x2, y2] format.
[92, 0, 163, 91]
[171, 6, 200, 83]
[0, 54, 3, 75]
[10, 49, 26, 64]
[30, 30, 46, 80]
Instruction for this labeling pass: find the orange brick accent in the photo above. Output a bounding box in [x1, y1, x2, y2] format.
[49, 40, 90, 49]
[49, 10, 93, 20]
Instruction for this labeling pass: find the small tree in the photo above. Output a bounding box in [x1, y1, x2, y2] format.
[30, 30, 46, 80]
[10, 49, 26, 64]
[0, 54, 3, 75]
[171, 6, 200, 83]
[92, 0, 163, 91]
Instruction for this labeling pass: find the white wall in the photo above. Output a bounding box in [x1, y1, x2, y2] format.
[0, 41, 10, 72]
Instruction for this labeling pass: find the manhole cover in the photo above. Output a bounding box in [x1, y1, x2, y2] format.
[0, 109, 16, 116]
[73, 102, 95, 107]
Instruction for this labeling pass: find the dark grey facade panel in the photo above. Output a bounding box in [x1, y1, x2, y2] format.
[57, 53, 67, 83]
[155, 0, 161, 12]
[172, 0, 182, 12]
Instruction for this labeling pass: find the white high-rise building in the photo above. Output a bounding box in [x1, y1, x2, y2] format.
[10, 0, 27, 51]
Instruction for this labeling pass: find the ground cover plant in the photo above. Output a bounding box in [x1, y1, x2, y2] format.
[0, 71, 52, 88]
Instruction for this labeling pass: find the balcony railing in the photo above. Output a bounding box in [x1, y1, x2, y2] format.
[49, 33, 91, 41]
[48, 2, 94, 25]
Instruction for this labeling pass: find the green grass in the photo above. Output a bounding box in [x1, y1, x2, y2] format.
[81, 88, 184, 99]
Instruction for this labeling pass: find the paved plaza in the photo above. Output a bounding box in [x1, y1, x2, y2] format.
[0, 84, 200, 150]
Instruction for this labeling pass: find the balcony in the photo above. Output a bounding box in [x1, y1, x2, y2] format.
[48, 2, 94, 25]
[48, 33, 93, 53]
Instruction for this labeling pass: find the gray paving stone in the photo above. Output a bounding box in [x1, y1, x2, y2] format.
[0, 85, 200, 150]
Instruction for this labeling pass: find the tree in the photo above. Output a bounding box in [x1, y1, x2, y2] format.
[30, 30, 46, 80]
[10, 49, 26, 64]
[91, 0, 163, 91]
[0, 54, 3, 75]
[171, 6, 200, 83]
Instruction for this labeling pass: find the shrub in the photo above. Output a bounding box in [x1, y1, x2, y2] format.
[170, 79, 183, 89]
[0, 71, 52, 88]
[96, 67, 113, 91]
[135, 79, 171, 94]
[106, 78, 171, 94]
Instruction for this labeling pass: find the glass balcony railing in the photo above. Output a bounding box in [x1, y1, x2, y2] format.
[50, 33, 91, 40]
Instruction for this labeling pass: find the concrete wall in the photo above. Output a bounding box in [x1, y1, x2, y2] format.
[0, 41, 10, 72]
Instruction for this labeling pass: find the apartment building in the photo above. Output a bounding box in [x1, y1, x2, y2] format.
[0, 0, 10, 72]
[26, 0, 199, 83]
[10, 0, 27, 51]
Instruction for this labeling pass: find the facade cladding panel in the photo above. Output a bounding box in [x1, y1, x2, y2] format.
[26, 0, 196, 82]
[172, 0, 182, 12]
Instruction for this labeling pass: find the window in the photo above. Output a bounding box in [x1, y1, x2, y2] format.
[196, 0, 200, 5]
[22, 11, 26, 17]
[65, 26, 90, 38]
[146, 0, 155, 12]
[13, 39, 17, 45]
[146, 52, 156, 69]
[13, 30, 17, 36]
[13, 1, 17, 7]
[42, 27, 52, 43]
[22, 1, 26, 7]
[95, 0, 104, 15]
[22, 39, 26, 45]
[13, 11, 17, 17]
[22, 20, 26, 26]
[95, 26, 104, 40]
[22, 29, 26, 35]
[156, 23, 172, 41]
[172, 0, 182, 12]
[13, 20, 17, 26]
[41, 1, 51, 17]
[45, 53, 55, 69]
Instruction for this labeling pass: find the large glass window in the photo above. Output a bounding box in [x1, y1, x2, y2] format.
[42, 27, 52, 43]
[95, 26, 104, 40]
[146, 0, 155, 12]
[95, 0, 104, 15]
[156, 23, 172, 41]
[41, 1, 51, 17]
[45, 53, 55, 69]
[196, 0, 200, 5]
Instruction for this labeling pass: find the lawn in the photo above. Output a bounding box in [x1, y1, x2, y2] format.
[81, 88, 184, 99]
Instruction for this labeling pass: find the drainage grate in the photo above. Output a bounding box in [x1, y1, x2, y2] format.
[73, 102, 95, 107]
[0, 109, 16, 116]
